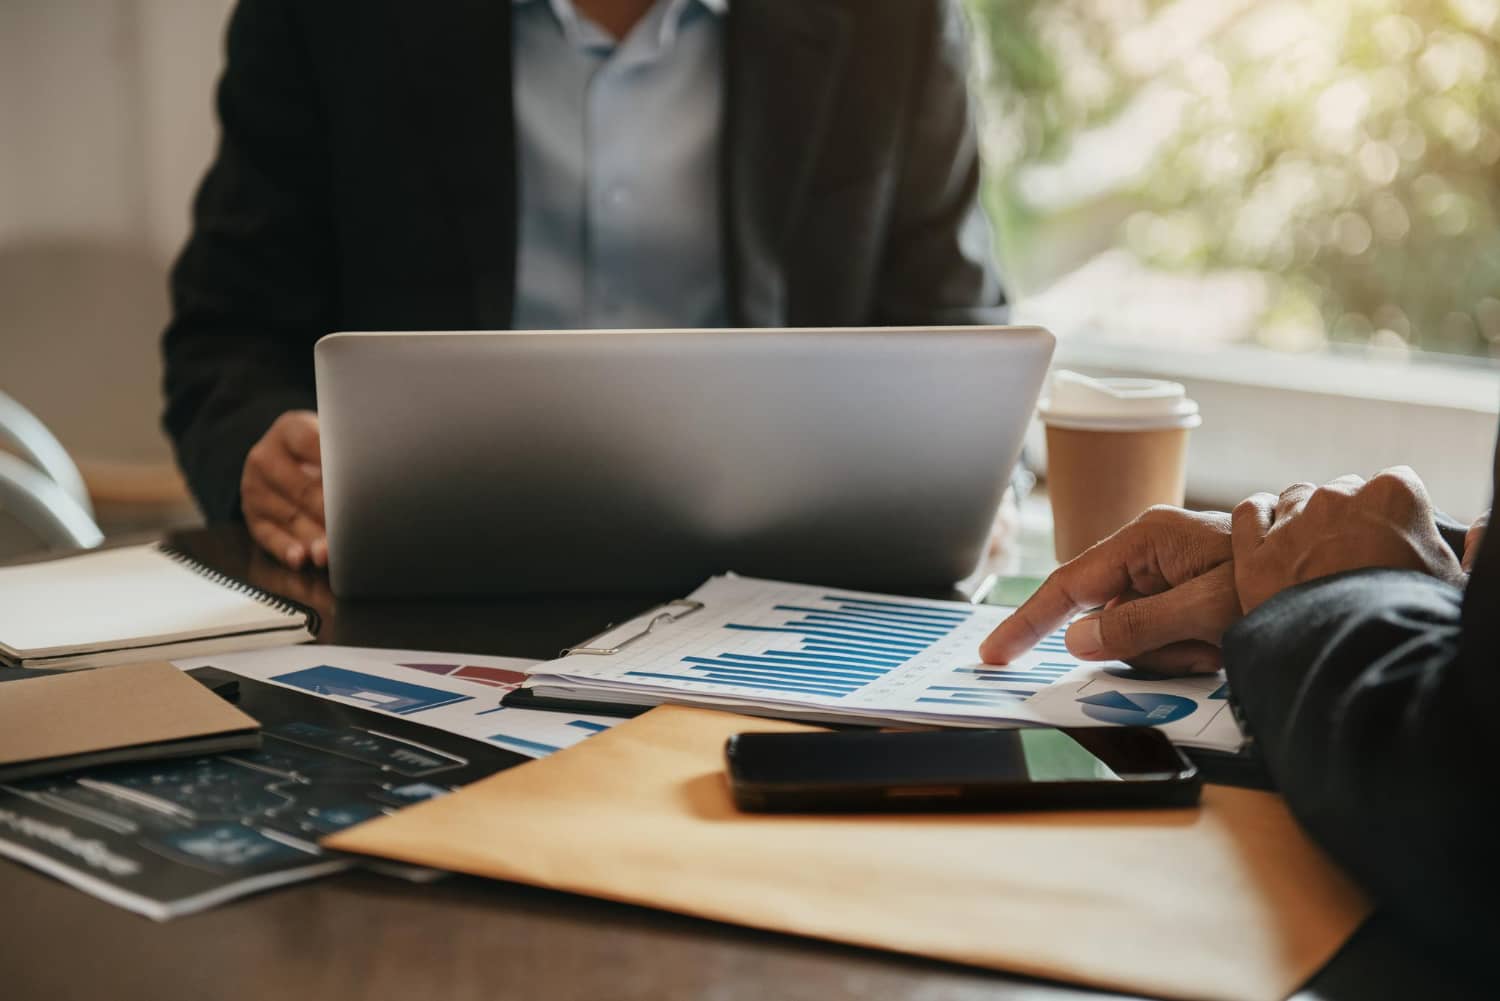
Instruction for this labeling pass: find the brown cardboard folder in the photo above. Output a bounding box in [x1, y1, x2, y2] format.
[324, 706, 1369, 1001]
[0, 660, 259, 780]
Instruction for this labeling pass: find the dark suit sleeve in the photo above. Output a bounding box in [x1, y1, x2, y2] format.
[161, 0, 334, 522]
[1222, 454, 1500, 950]
[1434, 508, 1470, 559]
[871, 0, 1006, 326]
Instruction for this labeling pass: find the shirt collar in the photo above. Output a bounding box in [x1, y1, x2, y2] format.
[516, 0, 726, 54]
[513, 0, 729, 29]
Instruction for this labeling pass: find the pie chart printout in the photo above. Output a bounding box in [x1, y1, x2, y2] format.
[1075, 690, 1198, 726]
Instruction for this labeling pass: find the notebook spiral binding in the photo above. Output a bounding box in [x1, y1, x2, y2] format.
[155, 543, 323, 637]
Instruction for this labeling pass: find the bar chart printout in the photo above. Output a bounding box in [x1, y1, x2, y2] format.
[544, 576, 1054, 716]
[593, 581, 1084, 714]
[621, 592, 979, 699]
[531, 576, 1247, 752]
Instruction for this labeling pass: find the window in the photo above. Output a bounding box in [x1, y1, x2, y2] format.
[965, 0, 1500, 517]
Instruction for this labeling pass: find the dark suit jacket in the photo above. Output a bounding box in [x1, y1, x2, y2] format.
[1223, 427, 1500, 952]
[162, 0, 1006, 521]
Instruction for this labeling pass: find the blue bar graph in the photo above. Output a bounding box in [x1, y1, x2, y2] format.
[566, 720, 610, 732]
[917, 623, 1087, 706]
[916, 694, 1022, 707]
[928, 685, 1020, 694]
[714, 654, 883, 677]
[933, 693, 1021, 704]
[955, 668, 1068, 683]
[794, 613, 946, 640]
[922, 684, 1034, 703]
[723, 624, 926, 652]
[742, 651, 889, 671]
[800, 644, 905, 665]
[488, 733, 561, 755]
[683, 657, 872, 684]
[775, 605, 950, 634]
[605, 590, 1102, 717]
[700, 672, 857, 694]
[625, 670, 852, 698]
[645, 593, 976, 700]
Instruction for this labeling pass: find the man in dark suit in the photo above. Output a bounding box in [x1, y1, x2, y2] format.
[981, 431, 1499, 951]
[161, 0, 1005, 567]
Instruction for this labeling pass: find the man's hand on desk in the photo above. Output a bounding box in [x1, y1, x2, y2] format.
[979, 507, 1242, 676]
[981, 467, 1475, 672]
[241, 410, 327, 570]
[1231, 467, 1466, 613]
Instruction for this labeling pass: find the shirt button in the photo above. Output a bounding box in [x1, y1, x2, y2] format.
[606, 186, 631, 209]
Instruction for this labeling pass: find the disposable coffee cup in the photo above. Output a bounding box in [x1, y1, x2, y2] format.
[1038, 370, 1202, 563]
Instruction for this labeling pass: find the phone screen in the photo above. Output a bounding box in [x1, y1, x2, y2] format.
[728, 727, 1188, 788]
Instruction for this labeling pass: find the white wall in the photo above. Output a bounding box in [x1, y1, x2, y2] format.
[0, 0, 233, 465]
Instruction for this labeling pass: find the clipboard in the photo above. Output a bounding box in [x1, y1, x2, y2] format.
[558, 598, 706, 656]
[500, 598, 703, 717]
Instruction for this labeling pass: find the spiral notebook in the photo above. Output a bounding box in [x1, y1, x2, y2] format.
[0, 544, 319, 669]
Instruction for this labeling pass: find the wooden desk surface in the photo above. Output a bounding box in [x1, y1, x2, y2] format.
[3, 526, 1489, 1001]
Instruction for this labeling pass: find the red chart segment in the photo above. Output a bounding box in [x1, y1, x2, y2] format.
[397, 662, 529, 690]
[396, 663, 459, 676]
[452, 665, 528, 688]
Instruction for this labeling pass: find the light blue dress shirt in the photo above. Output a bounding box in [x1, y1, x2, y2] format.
[510, 0, 728, 330]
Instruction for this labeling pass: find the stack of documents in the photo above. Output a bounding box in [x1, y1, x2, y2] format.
[522, 575, 1244, 752]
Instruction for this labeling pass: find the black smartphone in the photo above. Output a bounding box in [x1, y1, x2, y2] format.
[724, 727, 1200, 812]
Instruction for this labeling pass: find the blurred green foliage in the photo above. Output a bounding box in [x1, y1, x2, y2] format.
[966, 0, 1500, 362]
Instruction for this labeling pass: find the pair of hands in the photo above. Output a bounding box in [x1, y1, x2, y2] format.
[980, 467, 1477, 673]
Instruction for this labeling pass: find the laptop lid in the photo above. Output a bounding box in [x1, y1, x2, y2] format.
[315, 326, 1053, 596]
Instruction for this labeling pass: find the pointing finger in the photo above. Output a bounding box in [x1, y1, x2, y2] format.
[979, 531, 1145, 664]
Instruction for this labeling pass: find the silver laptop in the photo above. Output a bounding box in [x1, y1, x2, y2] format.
[315, 327, 1054, 596]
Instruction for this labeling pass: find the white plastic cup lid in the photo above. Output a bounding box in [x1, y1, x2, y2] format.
[1037, 369, 1202, 432]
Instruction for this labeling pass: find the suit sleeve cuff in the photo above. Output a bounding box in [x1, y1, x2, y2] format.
[172, 389, 316, 523]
